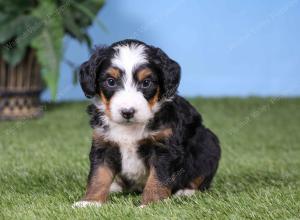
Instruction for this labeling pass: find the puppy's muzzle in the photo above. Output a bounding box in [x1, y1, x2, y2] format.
[120, 108, 136, 119]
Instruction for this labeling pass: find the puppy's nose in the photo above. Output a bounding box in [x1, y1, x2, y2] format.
[121, 108, 136, 119]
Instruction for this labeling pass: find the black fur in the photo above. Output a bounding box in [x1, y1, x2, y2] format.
[149, 47, 181, 99]
[143, 96, 220, 191]
[80, 39, 221, 198]
[79, 40, 180, 101]
[79, 46, 113, 98]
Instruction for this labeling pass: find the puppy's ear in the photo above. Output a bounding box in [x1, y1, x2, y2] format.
[152, 48, 181, 98]
[79, 47, 107, 98]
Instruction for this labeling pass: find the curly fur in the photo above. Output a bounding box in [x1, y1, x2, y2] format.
[75, 39, 221, 206]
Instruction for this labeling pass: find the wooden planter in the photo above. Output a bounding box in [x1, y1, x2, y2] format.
[0, 48, 43, 120]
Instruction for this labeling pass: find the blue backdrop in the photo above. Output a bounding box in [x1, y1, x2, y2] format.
[44, 0, 300, 101]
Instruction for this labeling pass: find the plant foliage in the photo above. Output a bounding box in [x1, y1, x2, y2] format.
[0, 0, 105, 99]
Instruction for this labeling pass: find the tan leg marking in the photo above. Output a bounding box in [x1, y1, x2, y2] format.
[188, 176, 204, 189]
[82, 166, 114, 203]
[141, 166, 171, 205]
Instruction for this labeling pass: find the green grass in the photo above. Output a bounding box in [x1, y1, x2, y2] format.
[0, 98, 300, 220]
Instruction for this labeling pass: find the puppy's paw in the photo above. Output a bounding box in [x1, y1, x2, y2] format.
[174, 189, 196, 197]
[72, 201, 102, 208]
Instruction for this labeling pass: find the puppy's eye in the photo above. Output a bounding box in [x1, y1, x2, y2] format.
[141, 79, 151, 88]
[106, 78, 116, 87]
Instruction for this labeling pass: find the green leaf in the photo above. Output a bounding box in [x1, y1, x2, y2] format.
[72, 68, 78, 85]
[83, 33, 92, 49]
[0, 15, 42, 66]
[0, 0, 105, 99]
[1, 45, 27, 66]
[0, 15, 38, 43]
[71, 1, 107, 32]
[64, 58, 79, 85]
[31, 1, 64, 100]
[0, 12, 8, 23]
[63, 9, 86, 41]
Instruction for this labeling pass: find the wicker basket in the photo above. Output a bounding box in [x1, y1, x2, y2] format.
[0, 48, 43, 120]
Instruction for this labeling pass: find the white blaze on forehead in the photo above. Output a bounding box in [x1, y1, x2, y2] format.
[112, 43, 147, 89]
[108, 43, 154, 125]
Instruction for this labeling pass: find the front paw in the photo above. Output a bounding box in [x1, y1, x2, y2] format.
[72, 201, 102, 208]
[141, 187, 171, 206]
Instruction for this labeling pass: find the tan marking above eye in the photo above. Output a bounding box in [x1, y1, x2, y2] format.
[107, 67, 121, 79]
[136, 67, 152, 81]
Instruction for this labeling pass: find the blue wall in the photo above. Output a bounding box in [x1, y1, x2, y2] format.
[44, 0, 300, 101]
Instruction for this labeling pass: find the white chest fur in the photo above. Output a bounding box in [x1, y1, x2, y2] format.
[119, 143, 147, 187]
[101, 122, 149, 188]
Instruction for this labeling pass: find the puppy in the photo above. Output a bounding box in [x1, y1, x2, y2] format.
[73, 39, 221, 207]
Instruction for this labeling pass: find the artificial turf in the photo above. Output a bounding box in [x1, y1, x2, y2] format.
[0, 98, 299, 219]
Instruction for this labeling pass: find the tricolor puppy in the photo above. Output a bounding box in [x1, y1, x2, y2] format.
[73, 39, 221, 207]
